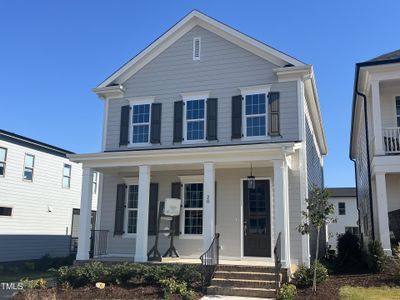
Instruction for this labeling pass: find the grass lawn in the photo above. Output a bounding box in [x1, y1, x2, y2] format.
[340, 286, 400, 300]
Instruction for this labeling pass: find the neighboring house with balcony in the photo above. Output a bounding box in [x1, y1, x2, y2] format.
[326, 187, 358, 252]
[350, 49, 400, 255]
[69, 10, 326, 296]
[0, 129, 97, 262]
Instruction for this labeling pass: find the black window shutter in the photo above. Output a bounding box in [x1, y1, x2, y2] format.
[114, 184, 126, 235]
[171, 182, 181, 235]
[119, 105, 130, 146]
[173, 101, 183, 143]
[231, 95, 242, 139]
[215, 181, 217, 226]
[148, 183, 159, 235]
[268, 92, 280, 136]
[206, 98, 218, 141]
[150, 103, 162, 144]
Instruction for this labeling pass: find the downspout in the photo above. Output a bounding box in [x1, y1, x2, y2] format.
[355, 90, 375, 240]
[350, 158, 362, 240]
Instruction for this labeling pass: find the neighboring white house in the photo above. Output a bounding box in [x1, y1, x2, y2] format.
[0, 129, 97, 262]
[69, 10, 327, 297]
[350, 49, 400, 255]
[326, 187, 358, 252]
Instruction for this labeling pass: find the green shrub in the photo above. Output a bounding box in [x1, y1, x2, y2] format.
[293, 262, 328, 287]
[109, 263, 145, 285]
[367, 240, 386, 273]
[336, 231, 367, 272]
[159, 278, 195, 300]
[277, 283, 297, 300]
[20, 278, 47, 289]
[36, 254, 53, 271]
[23, 262, 35, 271]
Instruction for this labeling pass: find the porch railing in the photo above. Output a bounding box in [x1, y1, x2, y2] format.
[273, 232, 282, 296]
[89, 230, 109, 258]
[383, 127, 400, 154]
[200, 233, 220, 292]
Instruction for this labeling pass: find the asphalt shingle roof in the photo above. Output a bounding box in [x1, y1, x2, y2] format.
[366, 49, 400, 63]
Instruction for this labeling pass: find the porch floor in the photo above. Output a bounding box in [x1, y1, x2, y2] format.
[92, 256, 275, 267]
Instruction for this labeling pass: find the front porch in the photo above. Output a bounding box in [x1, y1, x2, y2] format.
[69, 143, 305, 270]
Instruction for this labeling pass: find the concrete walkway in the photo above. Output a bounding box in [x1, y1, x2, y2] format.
[201, 296, 274, 300]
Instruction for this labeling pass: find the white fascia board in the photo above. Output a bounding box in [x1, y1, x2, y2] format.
[96, 10, 304, 89]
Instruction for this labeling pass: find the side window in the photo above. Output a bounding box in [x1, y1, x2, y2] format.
[338, 202, 346, 215]
[0, 147, 7, 176]
[63, 164, 72, 188]
[0, 207, 12, 216]
[92, 172, 98, 194]
[23, 154, 35, 181]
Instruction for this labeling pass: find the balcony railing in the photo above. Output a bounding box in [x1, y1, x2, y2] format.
[383, 127, 400, 154]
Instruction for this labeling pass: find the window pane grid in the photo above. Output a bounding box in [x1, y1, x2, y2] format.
[126, 185, 138, 234]
[0, 148, 6, 176]
[186, 99, 205, 141]
[23, 154, 34, 181]
[183, 183, 203, 235]
[132, 104, 150, 144]
[245, 94, 266, 137]
[184, 210, 203, 234]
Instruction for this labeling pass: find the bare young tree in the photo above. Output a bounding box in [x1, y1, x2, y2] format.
[298, 185, 335, 292]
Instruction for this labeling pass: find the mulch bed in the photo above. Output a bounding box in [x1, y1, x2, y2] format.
[12, 285, 203, 300]
[296, 272, 400, 300]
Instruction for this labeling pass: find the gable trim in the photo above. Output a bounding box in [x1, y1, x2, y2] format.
[96, 10, 304, 89]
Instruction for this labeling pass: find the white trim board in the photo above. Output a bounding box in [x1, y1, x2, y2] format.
[95, 10, 304, 89]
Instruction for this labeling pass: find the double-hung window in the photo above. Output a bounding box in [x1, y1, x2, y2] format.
[126, 185, 139, 234]
[185, 99, 205, 141]
[131, 103, 151, 144]
[0, 147, 7, 176]
[183, 183, 203, 235]
[63, 164, 71, 188]
[338, 202, 346, 215]
[23, 154, 35, 181]
[244, 93, 267, 138]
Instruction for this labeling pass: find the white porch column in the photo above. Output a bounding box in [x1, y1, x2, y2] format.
[203, 162, 215, 252]
[371, 80, 384, 155]
[76, 167, 94, 260]
[375, 172, 392, 255]
[135, 165, 151, 262]
[273, 159, 291, 268]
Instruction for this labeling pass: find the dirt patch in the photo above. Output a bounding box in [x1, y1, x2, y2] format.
[12, 284, 203, 300]
[295, 273, 400, 300]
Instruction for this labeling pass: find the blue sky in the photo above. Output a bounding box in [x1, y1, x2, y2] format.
[1, 1, 399, 187]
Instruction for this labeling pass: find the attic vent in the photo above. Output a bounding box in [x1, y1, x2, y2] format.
[193, 37, 201, 60]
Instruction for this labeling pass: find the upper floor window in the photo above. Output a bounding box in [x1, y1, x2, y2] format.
[193, 37, 201, 60]
[183, 183, 203, 235]
[396, 96, 400, 126]
[338, 202, 346, 215]
[92, 172, 98, 194]
[132, 103, 151, 144]
[185, 99, 205, 141]
[0, 147, 7, 176]
[23, 154, 35, 181]
[0, 207, 12, 216]
[244, 93, 267, 138]
[63, 164, 71, 188]
[126, 185, 139, 234]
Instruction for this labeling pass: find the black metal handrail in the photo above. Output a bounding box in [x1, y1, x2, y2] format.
[89, 230, 109, 258]
[273, 232, 282, 296]
[200, 233, 220, 292]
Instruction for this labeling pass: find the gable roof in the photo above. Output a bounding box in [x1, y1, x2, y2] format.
[326, 187, 356, 198]
[96, 10, 305, 89]
[0, 129, 74, 158]
[366, 49, 400, 63]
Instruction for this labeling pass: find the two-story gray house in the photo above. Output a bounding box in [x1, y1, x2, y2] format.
[70, 10, 326, 293]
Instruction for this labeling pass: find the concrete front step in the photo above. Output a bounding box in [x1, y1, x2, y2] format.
[214, 270, 278, 281]
[217, 264, 276, 273]
[207, 286, 276, 298]
[211, 278, 276, 289]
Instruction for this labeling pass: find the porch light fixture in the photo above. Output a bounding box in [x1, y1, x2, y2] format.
[247, 163, 256, 190]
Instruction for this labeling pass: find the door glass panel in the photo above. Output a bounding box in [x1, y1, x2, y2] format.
[247, 182, 267, 234]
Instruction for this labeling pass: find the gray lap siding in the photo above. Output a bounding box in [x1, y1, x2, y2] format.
[105, 26, 299, 151]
